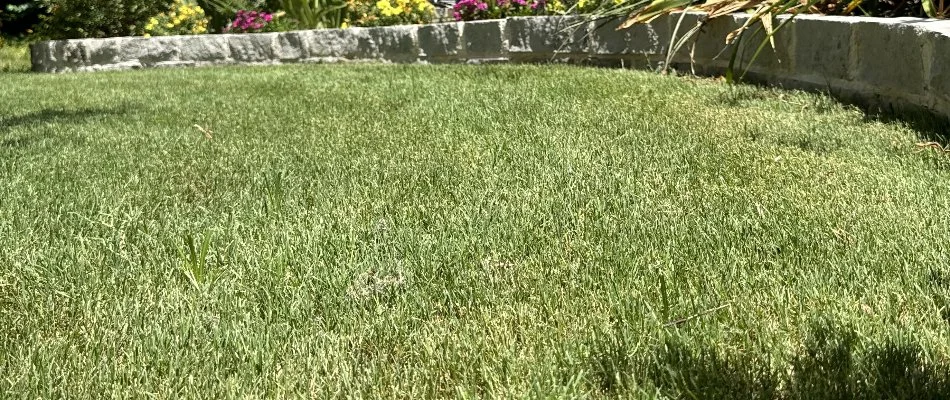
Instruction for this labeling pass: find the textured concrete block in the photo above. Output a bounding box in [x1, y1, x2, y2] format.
[228, 33, 278, 62]
[363, 25, 418, 62]
[853, 18, 926, 95]
[731, 16, 793, 72]
[507, 16, 589, 60]
[925, 23, 950, 104]
[120, 37, 182, 66]
[302, 29, 359, 59]
[180, 35, 230, 62]
[791, 15, 855, 81]
[85, 39, 121, 65]
[663, 13, 790, 72]
[589, 17, 669, 56]
[30, 42, 55, 72]
[277, 32, 305, 61]
[419, 22, 464, 60]
[464, 20, 506, 59]
[56, 41, 89, 68]
[687, 13, 744, 65]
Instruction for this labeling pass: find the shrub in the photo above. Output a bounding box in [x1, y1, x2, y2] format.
[344, 0, 435, 27]
[0, 1, 46, 37]
[143, 0, 210, 37]
[38, 0, 173, 39]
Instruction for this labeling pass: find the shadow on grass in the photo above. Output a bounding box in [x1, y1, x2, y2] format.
[583, 319, 950, 399]
[0, 107, 130, 148]
[863, 107, 950, 149]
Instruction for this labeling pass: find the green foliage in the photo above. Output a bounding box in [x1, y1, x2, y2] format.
[278, 0, 348, 29]
[38, 0, 174, 39]
[177, 231, 217, 291]
[922, 0, 946, 16]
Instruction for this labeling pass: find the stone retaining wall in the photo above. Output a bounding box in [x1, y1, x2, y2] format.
[30, 13, 950, 119]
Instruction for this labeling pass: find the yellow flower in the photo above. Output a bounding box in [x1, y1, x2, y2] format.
[165, 22, 174, 28]
[341, 21, 350, 28]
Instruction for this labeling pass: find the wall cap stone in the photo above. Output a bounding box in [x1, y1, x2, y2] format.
[30, 14, 950, 120]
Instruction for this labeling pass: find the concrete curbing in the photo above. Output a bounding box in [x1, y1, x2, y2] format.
[29, 12, 950, 119]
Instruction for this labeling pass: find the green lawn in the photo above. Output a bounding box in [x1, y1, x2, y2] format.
[2, 64, 949, 398]
[0, 40, 30, 73]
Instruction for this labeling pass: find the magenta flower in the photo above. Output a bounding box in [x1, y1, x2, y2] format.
[225, 9, 275, 33]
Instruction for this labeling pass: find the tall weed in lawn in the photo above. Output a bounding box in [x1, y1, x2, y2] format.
[178, 231, 217, 291]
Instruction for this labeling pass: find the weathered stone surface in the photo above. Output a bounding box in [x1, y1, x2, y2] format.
[85, 39, 122, 65]
[463, 20, 506, 59]
[155, 60, 197, 68]
[925, 25, 950, 108]
[181, 35, 230, 62]
[301, 29, 359, 59]
[507, 16, 588, 60]
[55, 41, 89, 68]
[791, 15, 854, 81]
[30, 42, 55, 72]
[419, 22, 463, 60]
[120, 37, 182, 66]
[686, 13, 744, 65]
[853, 18, 927, 96]
[589, 17, 668, 56]
[733, 16, 793, 72]
[363, 25, 418, 62]
[275, 32, 305, 61]
[228, 33, 278, 62]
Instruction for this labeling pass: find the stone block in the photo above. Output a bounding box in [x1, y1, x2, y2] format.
[276, 32, 305, 62]
[55, 40, 90, 69]
[589, 16, 669, 56]
[30, 42, 56, 72]
[120, 37, 182, 66]
[228, 33, 277, 62]
[84, 39, 121, 65]
[662, 13, 791, 73]
[507, 16, 589, 61]
[180, 35, 230, 62]
[302, 28, 360, 59]
[687, 13, 744, 65]
[463, 19, 506, 60]
[924, 22, 950, 105]
[791, 15, 855, 81]
[853, 18, 927, 96]
[419, 22, 464, 60]
[363, 25, 418, 62]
